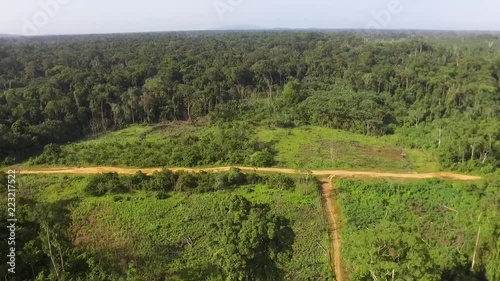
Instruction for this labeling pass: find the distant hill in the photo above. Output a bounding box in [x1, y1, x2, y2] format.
[0, 34, 24, 38]
[1, 28, 500, 38]
[216, 24, 266, 31]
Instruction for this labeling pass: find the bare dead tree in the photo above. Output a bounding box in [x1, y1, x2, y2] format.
[46, 227, 61, 281]
[471, 226, 481, 271]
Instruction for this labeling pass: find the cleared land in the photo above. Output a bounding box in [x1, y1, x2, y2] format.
[25, 125, 442, 172]
[15, 164, 481, 280]
[22, 174, 333, 280]
[257, 126, 440, 172]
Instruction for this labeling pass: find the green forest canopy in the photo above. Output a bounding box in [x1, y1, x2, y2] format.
[0, 32, 499, 172]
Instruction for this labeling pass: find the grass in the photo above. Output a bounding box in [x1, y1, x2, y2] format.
[28, 174, 333, 280]
[60, 123, 200, 168]
[257, 126, 440, 172]
[25, 123, 205, 168]
[21, 123, 441, 173]
[75, 122, 201, 146]
[18, 174, 89, 203]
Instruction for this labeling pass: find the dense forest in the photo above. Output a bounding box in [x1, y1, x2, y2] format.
[0, 32, 499, 171]
[1, 31, 499, 281]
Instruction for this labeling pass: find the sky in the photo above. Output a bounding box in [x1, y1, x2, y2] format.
[1, 0, 500, 36]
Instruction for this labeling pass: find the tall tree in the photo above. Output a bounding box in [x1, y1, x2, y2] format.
[213, 195, 295, 281]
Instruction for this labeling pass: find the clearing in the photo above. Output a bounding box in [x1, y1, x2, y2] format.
[14, 165, 481, 280]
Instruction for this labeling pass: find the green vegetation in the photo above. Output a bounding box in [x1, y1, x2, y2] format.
[81, 168, 301, 195]
[1, 172, 332, 280]
[26, 123, 439, 171]
[337, 179, 500, 280]
[0, 32, 498, 172]
[257, 126, 439, 171]
[212, 195, 295, 280]
[28, 123, 276, 168]
[1, 31, 498, 281]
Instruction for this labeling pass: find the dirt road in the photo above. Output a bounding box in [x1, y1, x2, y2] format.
[18, 166, 482, 181]
[17, 165, 480, 281]
[321, 178, 343, 281]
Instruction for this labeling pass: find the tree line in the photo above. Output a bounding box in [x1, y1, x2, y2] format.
[84, 168, 298, 197]
[0, 32, 498, 170]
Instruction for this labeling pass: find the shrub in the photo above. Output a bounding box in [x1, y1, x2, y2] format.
[126, 171, 149, 190]
[227, 168, 246, 186]
[32, 143, 63, 164]
[213, 173, 230, 191]
[266, 174, 295, 191]
[147, 169, 177, 191]
[245, 172, 264, 185]
[248, 150, 275, 167]
[196, 172, 217, 192]
[174, 172, 198, 192]
[85, 173, 128, 196]
[156, 191, 170, 200]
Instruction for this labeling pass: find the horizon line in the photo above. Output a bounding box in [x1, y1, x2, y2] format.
[2, 27, 500, 38]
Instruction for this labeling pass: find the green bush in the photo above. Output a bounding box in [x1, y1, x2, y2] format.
[156, 191, 170, 200]
[266, 174, 296, 191]
[248, 150, 275, 167]
[147, 169, 177, 191]
[83, 169, 298, 197]
[31, 143, 64, 165]
[226, 168, 246, 186]
[338, 179, 500, 280]
[84, 173, 127, 196]
[174, 172, 198, 192]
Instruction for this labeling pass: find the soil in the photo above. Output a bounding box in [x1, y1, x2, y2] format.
[321, 178, 343, 281]
[19, 166, 482, 181]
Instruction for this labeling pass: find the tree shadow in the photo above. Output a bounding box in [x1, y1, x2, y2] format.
[442, 264, 487, 281]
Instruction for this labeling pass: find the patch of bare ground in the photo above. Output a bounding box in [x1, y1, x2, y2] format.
[321, 178, 344, 281]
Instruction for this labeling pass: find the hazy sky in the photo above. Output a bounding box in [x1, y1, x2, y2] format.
[1, 0, 500, 35]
